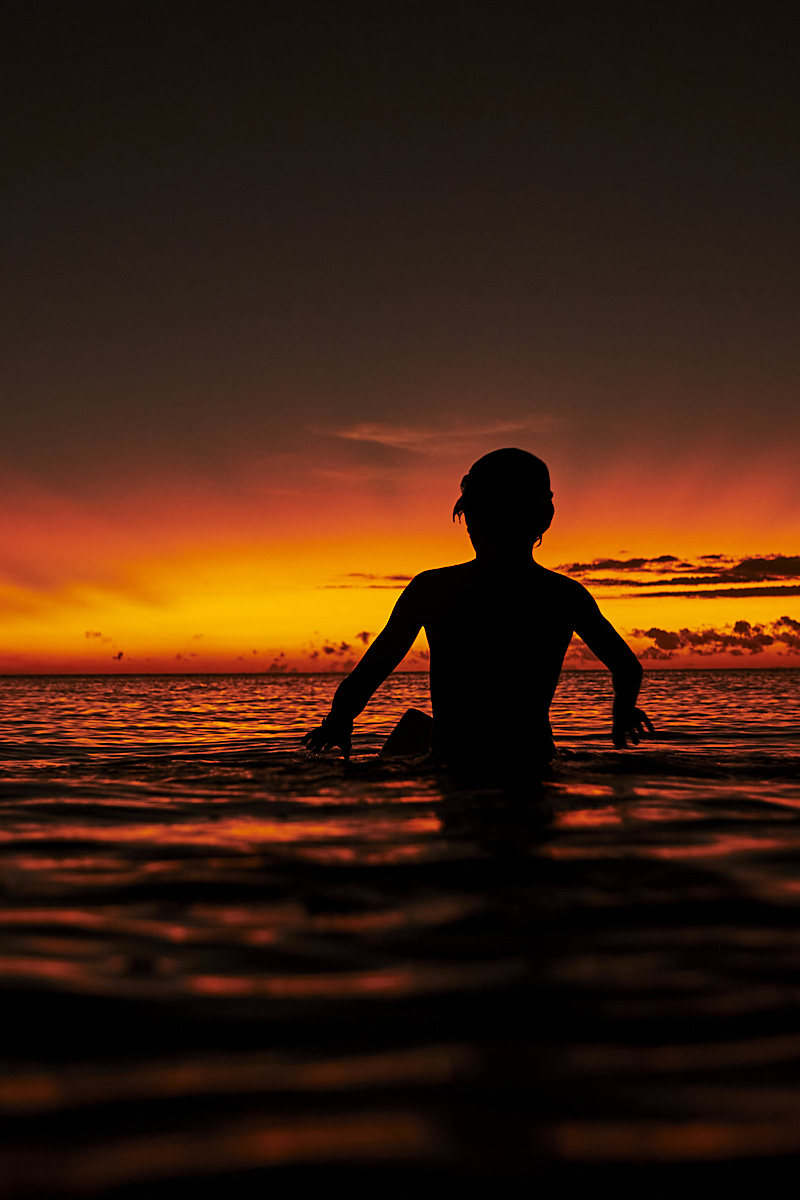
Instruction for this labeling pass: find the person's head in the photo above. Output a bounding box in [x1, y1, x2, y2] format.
[453, 448, 554, 557]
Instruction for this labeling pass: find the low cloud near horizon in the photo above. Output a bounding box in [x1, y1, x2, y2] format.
[632, 616, 800, 661]
[559, 553, 800, 599]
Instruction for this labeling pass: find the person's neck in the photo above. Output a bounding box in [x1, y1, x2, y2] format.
[473, 546, 537, 569]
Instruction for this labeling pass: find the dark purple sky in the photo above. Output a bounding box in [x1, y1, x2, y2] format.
[1, 2, 799, 528]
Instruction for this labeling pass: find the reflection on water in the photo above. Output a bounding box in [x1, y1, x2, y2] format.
[1, 670, 800, 1192]
[6, 1111, 441, 1196]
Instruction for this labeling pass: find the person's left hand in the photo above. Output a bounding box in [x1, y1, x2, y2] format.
[302, 715, 353, 760]
[612, 703, 654, 749]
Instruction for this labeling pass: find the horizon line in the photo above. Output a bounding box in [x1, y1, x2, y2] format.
[1, 665, 799, 679]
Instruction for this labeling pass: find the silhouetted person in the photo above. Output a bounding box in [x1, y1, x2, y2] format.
[303, 448, 652, 779]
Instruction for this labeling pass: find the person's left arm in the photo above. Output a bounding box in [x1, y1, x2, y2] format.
[302, 575, 427, 758]
[570, 582, 654, 749]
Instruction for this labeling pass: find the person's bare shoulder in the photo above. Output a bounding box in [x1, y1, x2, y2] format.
[411, 561, 475, 585]
[402, 561, 475, 604]
[392, 561, 471, 599]
[532, 565, 596, 610]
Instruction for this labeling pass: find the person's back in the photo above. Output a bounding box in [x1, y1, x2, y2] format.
[303, 448, 652, 778]
[406, 560, 582, 769]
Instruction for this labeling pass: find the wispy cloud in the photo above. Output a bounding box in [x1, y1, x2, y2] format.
[345, 573, 413, 581]
[320, 572, 413, 590]
[318, 416, 556, 454]
[561, 554, 696, 574]
[624, 585, 800, 600]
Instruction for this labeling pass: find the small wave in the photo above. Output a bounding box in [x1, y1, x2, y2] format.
[1, 672, 800, 1190]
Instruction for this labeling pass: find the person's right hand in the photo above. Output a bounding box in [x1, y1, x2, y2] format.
[301, 714, 353, 761]
[612, 703, 654, 749]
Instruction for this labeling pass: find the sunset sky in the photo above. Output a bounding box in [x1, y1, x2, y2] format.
[2, 3, 799, 672]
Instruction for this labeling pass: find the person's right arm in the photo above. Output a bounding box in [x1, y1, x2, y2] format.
[570, 582, 654, 749]
[302, 576, 427, 757]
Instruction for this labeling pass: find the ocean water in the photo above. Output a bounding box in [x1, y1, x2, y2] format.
[1, 669, 800, 1196]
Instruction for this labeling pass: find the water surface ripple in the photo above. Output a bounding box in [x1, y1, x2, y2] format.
[1, 670, 800, 1195]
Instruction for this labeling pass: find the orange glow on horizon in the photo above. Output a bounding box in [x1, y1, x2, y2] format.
[1, 448, 798, 673]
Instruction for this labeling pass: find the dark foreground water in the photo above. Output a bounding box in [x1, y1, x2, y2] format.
[0, 669, 800, 1197]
